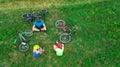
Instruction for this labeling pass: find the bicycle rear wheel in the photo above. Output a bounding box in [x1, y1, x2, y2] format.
[18, 42, 29, 52]
[59, 33, 71, 44]
[55, 20, 66, 29]
[23, 29, 33, 37]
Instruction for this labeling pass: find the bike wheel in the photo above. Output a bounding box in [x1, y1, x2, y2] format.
[55, 20, 66, 29]
[18, 42, 29, 52]
[59, 33, 71, 44]
[23, 29, 33, 37]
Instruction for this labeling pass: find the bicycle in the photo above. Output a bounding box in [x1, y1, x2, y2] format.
[14, 29, 33, 52]
[55, 20, 76, 44]
[22, 9, 48, 23]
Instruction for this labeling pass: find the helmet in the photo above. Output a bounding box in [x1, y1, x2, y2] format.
[56, 43, 62, 48]
[33, 45, 40, 50]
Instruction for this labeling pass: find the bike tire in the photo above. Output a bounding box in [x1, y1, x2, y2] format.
[55, 20, 66, 29]
[18, 42, 29, 52]
[59, 33, 71, 44]
[23, 29, 33, 37]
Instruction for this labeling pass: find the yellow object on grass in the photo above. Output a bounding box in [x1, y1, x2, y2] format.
[33, 45, 40, 50]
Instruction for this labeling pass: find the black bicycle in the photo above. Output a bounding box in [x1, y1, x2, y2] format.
[22, 9, 48, 23]
[55, 20, 76, 44]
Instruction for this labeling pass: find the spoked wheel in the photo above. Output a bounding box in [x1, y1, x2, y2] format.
[55, 20, 66, 29]
[37, 9, 48, 18]
[18, 42, 29, 52]
[23, 29, 33, 37]
[59, 33, 71, 44]
[38, 10, 48, 15]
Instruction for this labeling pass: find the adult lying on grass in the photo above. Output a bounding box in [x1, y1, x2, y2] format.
[32, 18, 46, 32]
[53, 42, 64, 56]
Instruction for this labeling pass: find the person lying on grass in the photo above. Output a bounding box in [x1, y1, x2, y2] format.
[33, 45, 45, 58]
[32, 17, 46, 32]
[53, 42, 64, 56]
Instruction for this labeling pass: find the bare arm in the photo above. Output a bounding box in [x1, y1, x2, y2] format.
[62, 44, 64, 51]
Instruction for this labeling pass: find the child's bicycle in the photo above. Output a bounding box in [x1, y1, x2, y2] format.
[14, 30, 33, 52]
[55, 20, 76, 44]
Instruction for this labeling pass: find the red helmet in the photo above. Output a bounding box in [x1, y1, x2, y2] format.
[56, 43, 62, 48]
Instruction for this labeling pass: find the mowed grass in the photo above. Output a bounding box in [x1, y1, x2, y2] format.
[0, 0, 120, 67]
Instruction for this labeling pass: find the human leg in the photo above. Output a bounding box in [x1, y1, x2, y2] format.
[32, 25, 40, 32]
[40, 24, 46, 31]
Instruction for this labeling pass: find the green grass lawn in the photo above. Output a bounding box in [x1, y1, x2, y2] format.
[0, 0, 120, 67]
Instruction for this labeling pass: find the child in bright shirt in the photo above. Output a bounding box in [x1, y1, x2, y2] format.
[53, 42, 64, 56]
[33, 45, 44, 58]
[32, 18, 46, 32]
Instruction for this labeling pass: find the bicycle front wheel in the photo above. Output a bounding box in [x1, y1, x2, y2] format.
[59, 33, 71, 44]
[18, 42, 29, 52]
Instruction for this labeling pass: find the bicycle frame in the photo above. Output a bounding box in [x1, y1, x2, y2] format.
[19, 33, 26, 41]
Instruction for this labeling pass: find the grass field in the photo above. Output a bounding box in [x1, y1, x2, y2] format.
[0, 0, 120, 67]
